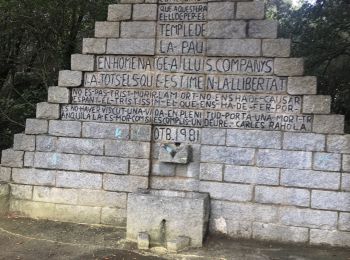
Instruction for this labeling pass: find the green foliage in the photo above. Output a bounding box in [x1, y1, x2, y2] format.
[267, 0, 350, 131]
[0, 0, 114, 150]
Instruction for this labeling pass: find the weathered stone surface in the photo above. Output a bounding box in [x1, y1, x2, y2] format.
[133, 4, 157, 20]
[208, 2, 235, 20]
[138, 232, 150, 250]
[13, 134, 35, 151]
[56, 137, 103, 155]
[310, 229, 350, 247]
[0, 183, 9, 215]
[226, 129, 281, 149]
[82, 122, 129, 140]
[127, 190, 209, 247]
[0, 184, 9, 199]
[56, 171, 102, 189]
[172, 165, 192, 180]
[253, 223, 309, 243]
[201, 146, 255, 165]
[33, 186, 78, 204]
[151, 162, 176, 177]
[212, 200, 279, 224]
[10, 200, 55, 219]
[36, 102, 60, 119]
[236, 2, 265, 20]
[280, 207, 337, 230]
[255, 186, 310, 207]
[312, 190, 350, 211]
[159, 143, 190, 164]
[192, 143, 207, 162]
[78, 190, 126, 208]
[95, 22, 120, 38]
[152, 143, 160, 159]
[34, 152, 80, 171]
[36, 136, 57, 152]
[1, 149, 23, 167]
[24, 152, 34, 167]
[167, 236, 190, 252]
[201, 128, 225, 145]
[108, 4, 132, 21]
[342, 173, 350, 191]
[55, 204, 101, 224]
[327, 135, 350, 153]
[313, 152, 341, 172]
[199, 163, 223, 181]
[227, 221, 252, 239]
[287, 76, 317, 95]
[25, 119, 48, 134]
[58, 70, 82, 87]
[104, 174, 148, 192]
[303, 95, 331, 114]
[120, 0, 143, 3]
[313, 115, 345, 134]
[71, 54, 94, 71]
[212, 220, 236, 238]
[339, 213, 350, 231]
[12, 168, 55, 186]
[101, 207, 127, 226]
[210, 218, 252, 239]
[151, 176, 199, 191]
[131, 124, 151, 141]
[48, 86, 70, 103]
[283, 132, 325, 151]
[105, 140, 150, 158]
[249, 20, 278, 39]
[257, 149, 312, 170]
[130, 159, 150, 176]
[274, 58, 304, 76]
[199, 181, 252, 202]
[224, 166, 279, 185]
[281, 169, 340, 190]
[262, 39, 291, 57]
[177, 162, 201, 179]
[207, 21, 246, 39]
[81, 155, 128, 174]
[207, 39, 261, 57]
[82, 38, 106, 54]
[107, 39, 155, 55]
[343, 155, 350, 172]
[0, 167, 11, 182]
[49, 120, 81, 137]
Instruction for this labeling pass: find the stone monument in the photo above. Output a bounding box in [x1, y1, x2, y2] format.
[1, 0, 350, 249]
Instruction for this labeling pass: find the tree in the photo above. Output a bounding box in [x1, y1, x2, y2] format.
[267, 0, 350, 131]
[0, 0, 114, 150]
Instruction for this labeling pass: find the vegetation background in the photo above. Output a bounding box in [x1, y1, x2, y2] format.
[0, 0, 349, 151]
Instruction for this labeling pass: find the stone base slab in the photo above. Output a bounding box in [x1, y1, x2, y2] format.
[127, 189, 210, 247]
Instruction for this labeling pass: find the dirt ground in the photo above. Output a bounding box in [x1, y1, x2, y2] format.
[0, 216, 349, 260]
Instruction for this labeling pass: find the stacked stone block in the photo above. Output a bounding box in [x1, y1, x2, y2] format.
[196, 130, 350, 247]
[0, 0, 350, 248]
[1, 121, 151, 225]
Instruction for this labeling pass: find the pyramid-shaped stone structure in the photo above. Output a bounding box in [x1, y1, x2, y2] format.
[1, 0, 350, 248]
